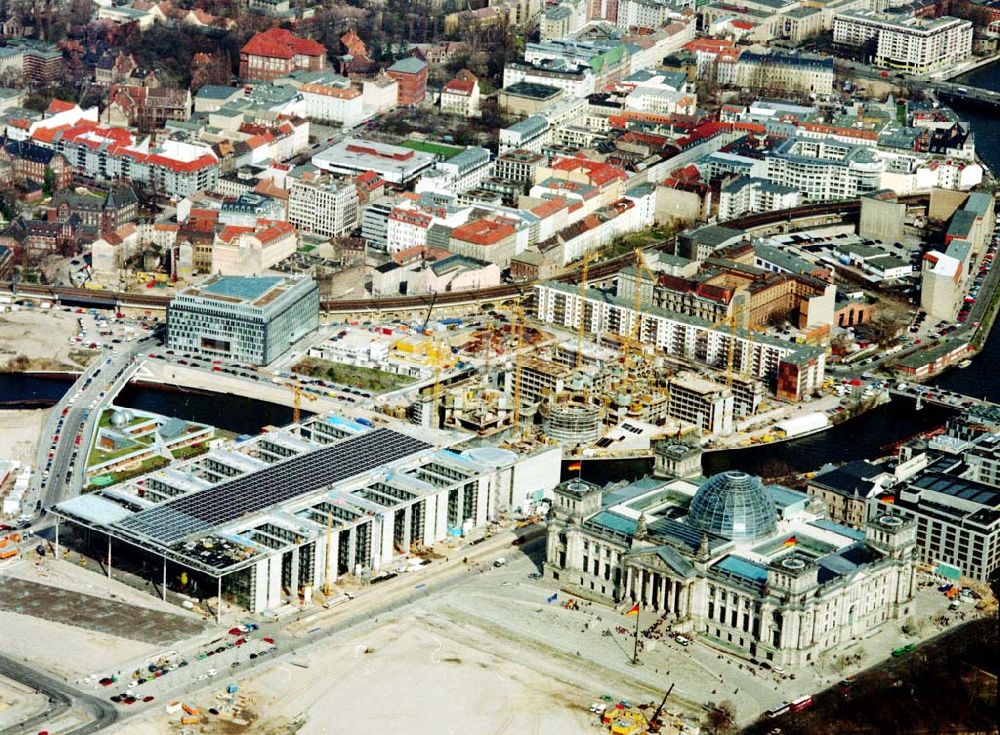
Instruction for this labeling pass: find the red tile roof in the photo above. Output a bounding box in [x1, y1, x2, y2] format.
[451, 218, 515, 246]
[46, 100, 76, 115]
[218, 225, 254, 243]
[241, 28, 326, 61]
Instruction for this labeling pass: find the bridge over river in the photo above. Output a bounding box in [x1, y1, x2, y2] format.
[890, 383, 1000, 423]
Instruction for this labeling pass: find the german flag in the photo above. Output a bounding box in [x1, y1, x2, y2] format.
[783, 536, 797, 547]
[625, 603, 640, 616]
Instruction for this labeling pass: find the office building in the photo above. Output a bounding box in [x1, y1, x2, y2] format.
[289, 172, 360, 238]
[167, 275, 319, 366]
[733, 50, 834, 96]
[546, 472, 917, 666]
[54, 422, 561, 615]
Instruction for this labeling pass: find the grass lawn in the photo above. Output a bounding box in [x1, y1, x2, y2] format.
[87, 434, 153, 467]
[400, 139, 463, 160]
[293, 357, 413, 393]
[85, 455, 170, 491]
[171, 443, 209, 461]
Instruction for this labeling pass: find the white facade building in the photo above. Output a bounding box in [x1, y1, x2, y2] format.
[833, 11, 972, 74]
[288, 174, 360, 238]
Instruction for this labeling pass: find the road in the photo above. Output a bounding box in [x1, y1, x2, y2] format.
[81, 527, 547, 729]
[29, 335, 155, 518]
[0, 654, 117, 735]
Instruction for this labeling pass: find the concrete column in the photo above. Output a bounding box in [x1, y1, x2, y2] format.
[625, 567, 634, 602]
[403, 504, 412, 554]
[646, 572, 655, 608]
[289, 547, 300, 601]
[658, 575, 668, 612]
[347, 526, 358, 575]
[679, 583, 689, 619]
[327, 529, 339, 585]
[475, 479, 489, 528]
[422, 498, 436, 547]
[267, 553, 282, 609]
[437, 490, 449, 539]
[380, 511, 394, 566]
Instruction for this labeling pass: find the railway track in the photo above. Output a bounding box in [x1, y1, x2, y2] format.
[1, 196, 926, 313]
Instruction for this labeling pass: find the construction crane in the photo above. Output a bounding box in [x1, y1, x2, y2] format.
[705, 297, 748, 388]
[511, 297, 526, 434]
[624, 248, 658, 377]
[577, 252, 597, 368]
[290, 377, 317, 424]
[646, 683, 675, 734]
[421, 291, 438, 332]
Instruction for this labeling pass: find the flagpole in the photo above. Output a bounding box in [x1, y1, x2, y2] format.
[632, 604, 640, 665]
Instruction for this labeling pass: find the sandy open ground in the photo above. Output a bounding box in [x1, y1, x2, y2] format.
[0, 409, 47, 463]
[0, 309, 93, 370]
[115, 615, 597, 735]
[0, 674, 49, 732]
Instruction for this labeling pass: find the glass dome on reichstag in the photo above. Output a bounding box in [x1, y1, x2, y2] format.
[686, 471, 777, 542]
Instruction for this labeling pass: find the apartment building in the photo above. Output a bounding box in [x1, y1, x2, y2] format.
[617, 0, 679, 30]
[733, 50, 834, 96]
[833, 11, 972, 74]
[534, 281, 827, 400]
[719, 176, 801, 220]
[765, 137, 883, 202]
[440, 70, 481, 118]
[211, 220, 298, 276]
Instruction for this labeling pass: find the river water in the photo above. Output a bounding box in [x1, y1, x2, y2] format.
[4, 76, 1000, 474]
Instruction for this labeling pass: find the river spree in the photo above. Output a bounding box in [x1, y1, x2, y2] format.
[4, 81, 1000, 474]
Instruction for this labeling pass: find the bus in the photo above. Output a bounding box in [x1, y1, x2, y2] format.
[765, 703, 790, 718]
[790, 695, 813, 712]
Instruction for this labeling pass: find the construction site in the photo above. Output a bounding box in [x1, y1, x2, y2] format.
[372, 247, 848, 469]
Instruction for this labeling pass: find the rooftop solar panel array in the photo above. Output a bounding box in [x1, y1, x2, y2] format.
[114, 429, 431, 545]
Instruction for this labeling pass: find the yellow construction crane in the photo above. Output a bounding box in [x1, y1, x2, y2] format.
[290, 377, 317, 423]
[577, 252, 597, 368]
[704, 298, 748, 387]
[624, 248, 658, 376]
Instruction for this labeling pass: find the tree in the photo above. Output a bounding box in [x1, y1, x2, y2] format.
[703, 699, 737, 735]
[42, 167, 55, 197]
